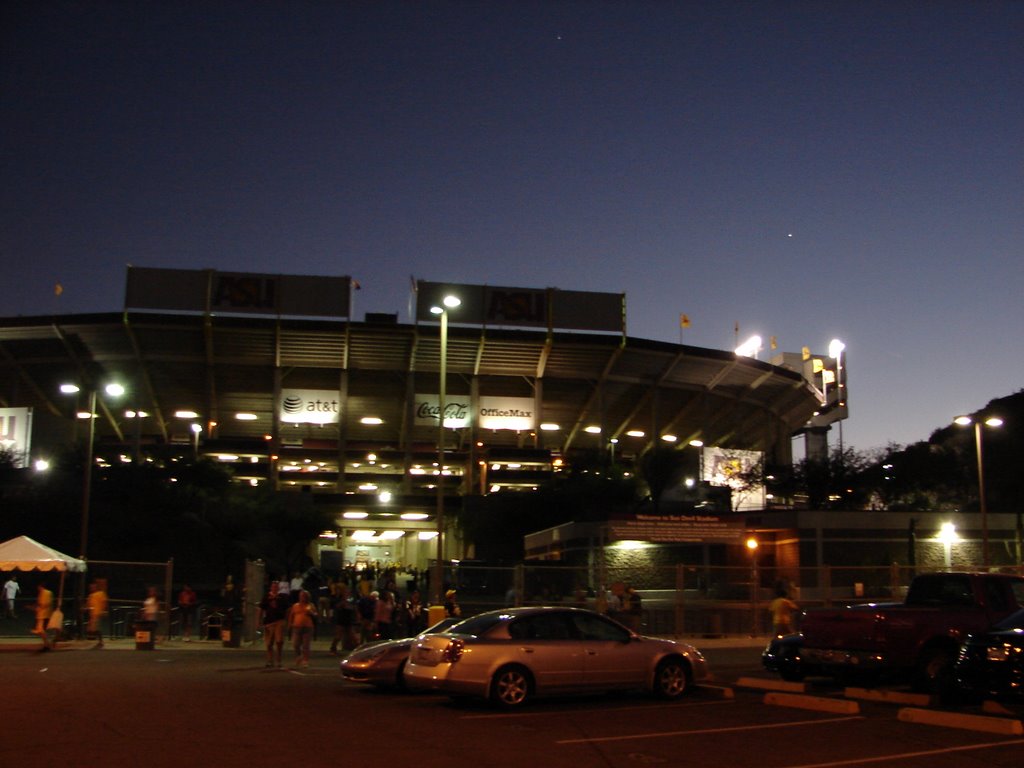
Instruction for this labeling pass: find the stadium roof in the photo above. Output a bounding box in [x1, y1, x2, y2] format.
[0, 311, 820, 462]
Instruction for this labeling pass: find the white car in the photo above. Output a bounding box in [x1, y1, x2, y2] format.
[404, 606, 711, 707]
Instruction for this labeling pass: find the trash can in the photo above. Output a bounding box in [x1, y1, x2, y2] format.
[220, 609, 241, 648]
[134, 620, 157, 650]
[427, 604, 447, 628]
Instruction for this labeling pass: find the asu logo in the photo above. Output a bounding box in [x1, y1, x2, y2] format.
[486, 290, 546, 325]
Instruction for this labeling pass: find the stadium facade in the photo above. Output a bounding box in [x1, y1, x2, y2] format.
[0, 267, 847, 571]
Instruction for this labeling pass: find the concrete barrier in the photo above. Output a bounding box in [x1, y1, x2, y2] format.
[736, 676, 806, 693]
[844, 687, 934, 707]
[764, 692, 860, 714]
[898, 707, 1023, 735]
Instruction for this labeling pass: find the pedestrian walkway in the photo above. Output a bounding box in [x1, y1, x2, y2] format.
[0, 632, 769, 653]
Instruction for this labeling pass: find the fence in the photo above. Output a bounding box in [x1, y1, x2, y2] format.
[449, 561, 1024, 637]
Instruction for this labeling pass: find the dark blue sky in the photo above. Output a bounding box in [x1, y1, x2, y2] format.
[2, 1, 1022, 453]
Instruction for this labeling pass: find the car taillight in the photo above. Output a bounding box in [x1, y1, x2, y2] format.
[443, 638, 464, 663]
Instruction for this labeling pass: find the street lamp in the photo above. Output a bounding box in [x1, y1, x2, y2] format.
[954, 415, 1003, 568]
[190, 423, 203, 460]
[937, 522, 959, 569]
[61, 382, 126, 563]
[829, 339, 846, 454]
[745, 536, 761, 634]
[429, 294, 460, 607]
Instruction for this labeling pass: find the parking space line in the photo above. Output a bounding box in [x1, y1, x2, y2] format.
[460, 698, 732, 720]
[780, 738, 1024, 768]
[555, 715, 862, 744]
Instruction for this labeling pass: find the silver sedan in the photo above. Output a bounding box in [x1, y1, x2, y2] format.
[404, 606, 711, 707]
[340, 618, 461, 688]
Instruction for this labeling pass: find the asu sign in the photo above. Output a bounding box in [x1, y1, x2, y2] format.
[415, 281, 624, 334]
[125, 267, 352, 318]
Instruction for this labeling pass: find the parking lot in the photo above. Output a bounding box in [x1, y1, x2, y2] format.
[3, 636, 1022, 767]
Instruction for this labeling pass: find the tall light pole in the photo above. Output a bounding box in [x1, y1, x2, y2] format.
[430, 294, 460, 607]
[61, 381, 124, 636]
[955, 415, 1003, 568]
[829, 339, 845, 454]
[746, 536, 760, 636]
[61, 382, 126, 562]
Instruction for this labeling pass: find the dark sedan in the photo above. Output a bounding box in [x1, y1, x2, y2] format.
[955, 607, 1024, 701]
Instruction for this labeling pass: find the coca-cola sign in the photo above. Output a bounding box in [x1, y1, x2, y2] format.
[414, 396, 471, 428]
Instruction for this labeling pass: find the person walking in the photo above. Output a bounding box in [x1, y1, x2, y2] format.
[403, 590, 425, 637]
[374, 589, 395, 640]
[3, 574, 19, 618]
[86, 579, 108, 648]
[444, 589, 461, 619]
[259, 581, 288, 667]
[328, 582, 356, 656]
[33, 583, 54, 651]
[177, 584, 197, 642]
[770, 584, 799, 637]
[287, 590, 317, 668]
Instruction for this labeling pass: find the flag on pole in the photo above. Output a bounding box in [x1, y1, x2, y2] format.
[770, 336, 777, 350]
[55, 283, 63, 296]
[679, 313, 690, 329]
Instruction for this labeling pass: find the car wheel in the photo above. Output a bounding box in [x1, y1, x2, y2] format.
[395, 658, 407, 690]
[913, 645, 954, 695]
[778, 648, 805, 682]
[653, 658, 690, 700]
[490, 665, 532, 708]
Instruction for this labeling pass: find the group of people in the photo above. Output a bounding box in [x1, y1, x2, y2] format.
[599, 582, 644, 631]
[258, 570, 462, 668]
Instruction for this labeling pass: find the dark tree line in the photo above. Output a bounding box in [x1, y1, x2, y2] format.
[0, 446, 335, 588]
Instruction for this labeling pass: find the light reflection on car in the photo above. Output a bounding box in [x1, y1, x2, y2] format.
[955, 607, 1024, 701]
[403, 606, 711, 707]
[340, 618, 461, 689]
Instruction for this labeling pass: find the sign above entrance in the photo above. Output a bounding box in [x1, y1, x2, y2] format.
[608, 514, 745, 544]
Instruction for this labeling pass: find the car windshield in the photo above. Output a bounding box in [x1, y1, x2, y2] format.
[992, 607, 1024, 631]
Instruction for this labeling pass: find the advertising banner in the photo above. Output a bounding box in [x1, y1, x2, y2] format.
[701, 446, 765, 512]
[414, 281, 624, 333]
[280, 389, 341, 424]
[477, 396, 535, 431]
[125, 267, 352, 318]
[608, 514, 746, 544]
[413, 395, 536, 431]
[414, 395, 472, 428]
[0, 407, 32, 468]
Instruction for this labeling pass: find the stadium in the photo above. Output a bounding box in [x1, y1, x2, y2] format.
[0, 267, 845, 572]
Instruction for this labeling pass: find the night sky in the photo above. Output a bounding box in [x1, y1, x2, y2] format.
[2, 1, 1021, 454]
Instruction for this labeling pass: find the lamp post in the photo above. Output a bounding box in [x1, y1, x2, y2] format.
[746, 536, 760, 635]
[429, 294, 460, 607]
[954, 415, 1003, 568]
[829, 339, 845, 454]
[937, 522, 959, 569]
[61, 381, 124, 636]
[191, 422, 202, 460]
[61, 382, 125, 562]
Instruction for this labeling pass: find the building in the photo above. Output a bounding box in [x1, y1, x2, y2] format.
[0, 267, 839, 571]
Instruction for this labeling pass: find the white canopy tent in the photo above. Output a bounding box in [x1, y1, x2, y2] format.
[0, 535, 86, 608]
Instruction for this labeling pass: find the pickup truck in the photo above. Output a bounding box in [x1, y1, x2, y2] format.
[763, 571, 1024, 691]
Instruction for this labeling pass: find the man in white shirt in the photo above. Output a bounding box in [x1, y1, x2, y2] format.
[3, 575, 20, 618]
